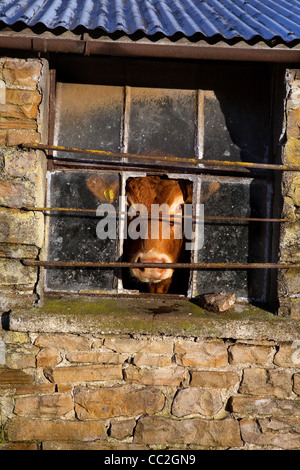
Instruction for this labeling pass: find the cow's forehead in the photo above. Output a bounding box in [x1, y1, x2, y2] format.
[126, 177, 184, 207]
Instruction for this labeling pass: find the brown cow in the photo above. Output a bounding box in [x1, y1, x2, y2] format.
[124, 176, 192, 294]
[87, 173, 219, 294]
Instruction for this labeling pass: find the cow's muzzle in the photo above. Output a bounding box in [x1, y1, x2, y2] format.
[130, 251, 174, 283]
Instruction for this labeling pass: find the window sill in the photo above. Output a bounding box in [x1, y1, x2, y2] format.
[6, 295, 300, 341]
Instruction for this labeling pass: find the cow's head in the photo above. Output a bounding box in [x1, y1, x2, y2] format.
[124, 176, 192, 293]
[86, 172, 220, 294]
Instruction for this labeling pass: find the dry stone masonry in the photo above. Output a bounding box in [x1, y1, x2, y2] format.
[1, 331, 300, 450]
[0, 58, 48, 311]
[278, 69, 300, 318]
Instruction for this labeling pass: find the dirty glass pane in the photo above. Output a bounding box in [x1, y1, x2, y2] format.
[202, 64, 270, 163]
[195, 177, 272, 302]
[54, 83, 123, 160]
[127, 88, 196, 158]
[46, 171, 119, 293]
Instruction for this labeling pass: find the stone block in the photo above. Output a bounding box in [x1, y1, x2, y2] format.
[2, 331, 30, 344]
[228, 343, 274, 365]
[3, 148, 38, 180]
[240, 417, 300, 450]
[0, 103, 38, 120]
[0, 369, 33, 385]
[171, 388, 223, 417]
[279, 268, 300, 296]
[0, 119, 37, 130]
[124, 364, 185, 386]
[190, 370, 239, 388]
[1, 442, 39, 450]
[50, 364, 123, 384]
[133, 353, 172, 367]
[3, 60, 42, 89]
[36, 348, 61, 367]
[34, 333, 91, 351]
[6, 88, 42, 107]
[0, 243, 39, 259]
[293, 374, 300, 395]
[282, 173, 300, 208]
[0, 383, 55, 396]
[134, 416, 242, 447]
[274, 343, 297, 367]
[239, 368, 293, 398]
[5, 344, 39, 369]
[0, 179, 36, 208]
[283, 138, 300, 166]
[66, 350, 126, 364]
[228, 396, 300, 417]
[13, 393, 73, 419]
[104, 337, 173, 355]
[0, 340, 6, 366]
[279, 222, 300, 262]
[6, 130, 40, 146]
[286, 108, 300, 138]
[6, 417, 106, 442]
[0, 207, 44, 248]
[175, 340, 228, 367]
[74, 385, 165, 419]
[0, 129, 6, 144]
[291, 298, 300, 319]
[0, 259, 37, 287]
[0, 291, 37, 310]
[110, 419, 136, 440]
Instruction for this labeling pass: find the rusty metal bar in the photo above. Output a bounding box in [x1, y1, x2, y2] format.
[21, 206, 290, 223]
[22, 143, 300, 172]
[51, 156, 251, 174]
[22, 260, 300, 269]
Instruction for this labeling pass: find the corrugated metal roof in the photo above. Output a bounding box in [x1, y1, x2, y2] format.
[0, 0, 299, 43]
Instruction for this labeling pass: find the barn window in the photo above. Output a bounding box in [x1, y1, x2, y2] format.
[44, 57, 283, 309]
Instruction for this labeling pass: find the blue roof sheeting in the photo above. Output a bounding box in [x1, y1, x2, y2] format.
[0, 0, 299, 42]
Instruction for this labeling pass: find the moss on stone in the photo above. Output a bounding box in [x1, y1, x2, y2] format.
[10, 295, 300, 341]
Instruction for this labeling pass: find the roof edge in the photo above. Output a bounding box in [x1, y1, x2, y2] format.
[0, 30, 299, 63]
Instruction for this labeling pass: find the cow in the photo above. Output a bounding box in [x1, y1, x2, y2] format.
[87, 173, 219, 294]
[124, 175, 192, 294]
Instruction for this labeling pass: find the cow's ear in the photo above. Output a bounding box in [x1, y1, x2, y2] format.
[86, 175, 118, 203]
[200, 182, 220, 203]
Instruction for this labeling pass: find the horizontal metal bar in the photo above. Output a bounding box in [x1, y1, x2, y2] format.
[22, 260, 300, 269]
[21, 206, 289, 223]
[23, 143, 300, 172]
[50, 157, 251, 175]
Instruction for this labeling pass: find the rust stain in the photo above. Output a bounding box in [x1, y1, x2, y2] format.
[23, 143, 300, 171]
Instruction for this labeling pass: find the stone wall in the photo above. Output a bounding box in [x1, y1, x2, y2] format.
[1, 324, 300, 450]
[278, 69, 300, 318]
[0, 58, 48, 311]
